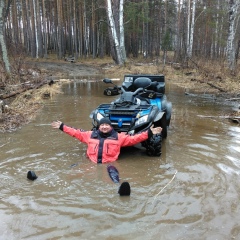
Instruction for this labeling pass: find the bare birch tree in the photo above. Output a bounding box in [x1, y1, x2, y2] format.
[36, 0, 43, 58]
[119, 0, 126, 62]
[105, 0, 125, 65]
[187, 0, 196, 57]
[0, 0, 10, 73]
[186, 0, 191, 56]
[227, 0, 240, 71]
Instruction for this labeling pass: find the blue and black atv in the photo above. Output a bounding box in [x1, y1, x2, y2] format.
[90, 74, 172, 156]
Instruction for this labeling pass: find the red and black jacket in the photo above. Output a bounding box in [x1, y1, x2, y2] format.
[60, 123, 150, 163]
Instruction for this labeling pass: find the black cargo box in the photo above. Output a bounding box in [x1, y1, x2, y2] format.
[122, 74, 165, 94]
[123, 74, 165, 83]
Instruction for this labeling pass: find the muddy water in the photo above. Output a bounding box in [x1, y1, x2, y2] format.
[0, 80, 239, 240]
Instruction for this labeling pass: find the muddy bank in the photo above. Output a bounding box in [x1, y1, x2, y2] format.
[0, 83, 63, 132]
[26, 61, 103, 80]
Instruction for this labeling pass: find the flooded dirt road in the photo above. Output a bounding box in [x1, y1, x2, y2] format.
[0, 81, 239, 240]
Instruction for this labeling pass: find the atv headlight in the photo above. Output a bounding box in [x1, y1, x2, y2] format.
[135, 115, 148, 126]
[96, 112, 104, 121]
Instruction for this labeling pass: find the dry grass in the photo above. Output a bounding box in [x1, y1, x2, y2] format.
[0, 83, 62, 132]
[10, 83, 62, 108]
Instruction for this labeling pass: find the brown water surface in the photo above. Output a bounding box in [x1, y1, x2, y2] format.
[0, 80, 240, 240]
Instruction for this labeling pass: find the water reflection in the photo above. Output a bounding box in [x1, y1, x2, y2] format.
[0, 80, 240, 239]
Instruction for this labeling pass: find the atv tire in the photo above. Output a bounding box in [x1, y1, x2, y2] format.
[106, 89, 112, 96]
[145, 134, 162, 156]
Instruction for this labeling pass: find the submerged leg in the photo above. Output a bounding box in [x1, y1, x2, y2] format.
[107, 165, 131, 196]
[107, 165, 120, 183]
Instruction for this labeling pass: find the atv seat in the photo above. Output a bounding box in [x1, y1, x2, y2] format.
[134, 78, 164, 93]
[133, 77, 152, 90]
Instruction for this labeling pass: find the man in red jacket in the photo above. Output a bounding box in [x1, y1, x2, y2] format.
[51, 117, 162, 164]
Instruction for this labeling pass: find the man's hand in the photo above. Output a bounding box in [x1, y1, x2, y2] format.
[51, 120, 62, 129]
[150, 125, 162, 135]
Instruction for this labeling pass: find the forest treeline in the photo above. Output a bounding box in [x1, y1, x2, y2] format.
[1, 0, 240, 76]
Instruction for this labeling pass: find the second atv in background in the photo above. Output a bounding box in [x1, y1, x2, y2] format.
[103, 80, 121, 96]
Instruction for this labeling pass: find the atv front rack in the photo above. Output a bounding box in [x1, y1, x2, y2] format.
[97, 103, 152, 115]
[96, 103, 153, 132]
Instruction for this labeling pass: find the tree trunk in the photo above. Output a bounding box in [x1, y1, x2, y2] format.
[21, 0, 29, 53]
[105, 0, 124, 65]
[11, 0, 19, 46]
[36, 0, 43, 58]
[25, 0, 33, 54]
[91, 0, 96, 58]
[29, 0, 36, 58]
[32, 0, 39, 58]
[227, 0, 239, 71]
[119, 0, 126, 63]
[186, 0, 191, 56]
[83, 0, 88, 58]
[175, 0, 181, 61]
[42, 0, 48, 58]
[0, 0, 11, 73]
[57, 0, 63, 59]
[72, 0, 78, 58]
[188, 0, 196, 57]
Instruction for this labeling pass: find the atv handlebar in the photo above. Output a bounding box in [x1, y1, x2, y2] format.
[121, 86, 144, 95]
[112, 87, 144, 107]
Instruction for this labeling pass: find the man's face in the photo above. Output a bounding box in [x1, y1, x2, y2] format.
[99, 123, 112, 133]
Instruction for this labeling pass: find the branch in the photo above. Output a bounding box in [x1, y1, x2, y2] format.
[225, 98, 240, 101]
[206, 82, 227, 92]
[197, 115, 240, 119]
[197, 115, 240, 123]
[152, 170, 178, 203]
[0, 80, 49, 100]
[0, 142, 10, 148]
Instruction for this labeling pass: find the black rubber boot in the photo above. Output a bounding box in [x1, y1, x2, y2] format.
[118, 182, 131, 196]
[27, 171, 38, 181]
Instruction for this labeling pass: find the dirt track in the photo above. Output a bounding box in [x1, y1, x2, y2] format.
[27, 61, 103, 79]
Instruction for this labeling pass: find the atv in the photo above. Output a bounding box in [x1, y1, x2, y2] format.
[89, 74, 172, 156]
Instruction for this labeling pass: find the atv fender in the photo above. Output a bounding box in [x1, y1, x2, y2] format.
[154, 111, 168, 138]
[154, 111, 165, 122]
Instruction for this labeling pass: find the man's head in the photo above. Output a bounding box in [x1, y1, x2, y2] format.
[98, 117, 112, 133]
